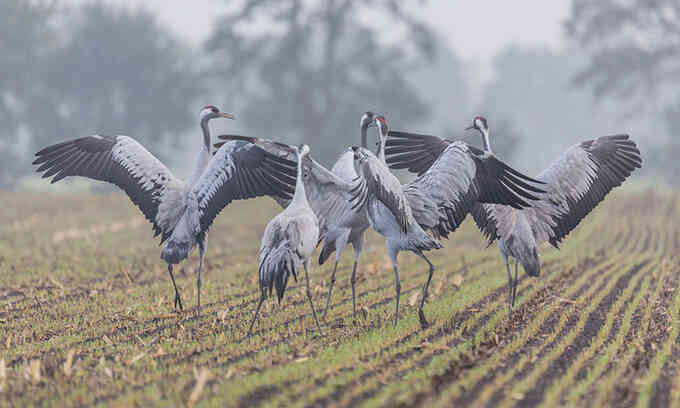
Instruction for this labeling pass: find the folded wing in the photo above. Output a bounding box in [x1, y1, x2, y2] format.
[354, 152, 412, 233]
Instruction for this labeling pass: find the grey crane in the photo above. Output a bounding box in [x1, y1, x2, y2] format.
[350, 115, 547, 327]
[33, 105, 297, 316]
[248, 144, 324, 336]
[317, 112, 374, 319]
[384, 115, 642, 310]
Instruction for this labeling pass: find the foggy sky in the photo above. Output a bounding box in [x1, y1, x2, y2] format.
[63, 0, 570, 68]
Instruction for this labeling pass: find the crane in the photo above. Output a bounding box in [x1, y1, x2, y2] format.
[384, 115, 642, 310]
[351, 115, 547, 327]
[248, 144, 323, 336]
[33, 105, 297, 317]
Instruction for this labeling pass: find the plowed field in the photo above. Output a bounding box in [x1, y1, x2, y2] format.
[0, 188, 678, 407]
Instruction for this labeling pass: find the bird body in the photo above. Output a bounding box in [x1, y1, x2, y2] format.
[330, 150, 359, 182]
[258, 196, 319, 301]
[318, 149, 370, 265]
[160, 188, 201, 265]
[496, 209, 541, 278]
[357, 151, 441, 256]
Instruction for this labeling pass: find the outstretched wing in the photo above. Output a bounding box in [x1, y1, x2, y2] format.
[194, 137, 297, 234]
[386, 131, 545, 237]
[473, 135, 642, 248]
[34, 135, 181, 241]
[214, 134, 299, 209]
[530, 134, 642, 247]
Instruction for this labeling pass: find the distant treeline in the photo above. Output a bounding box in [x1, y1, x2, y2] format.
[1, 0, 676, 188]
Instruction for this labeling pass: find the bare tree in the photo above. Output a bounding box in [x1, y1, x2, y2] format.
[566, 0, 680, 107]
[2, 2, 203, 187]
[205, 0, 436, 162]
[38, 3, 201, 157]
[0, 0, 55, 186]
[566, 0, 679, 182]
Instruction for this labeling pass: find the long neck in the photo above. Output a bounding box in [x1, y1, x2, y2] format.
[377, 137, 386, 163]
[187, 118, 213, 185]
[200, 118, 211, 150]
[360, 124, 369, 148]
[481, 128, 492, 153]
[291, 154, 307, 205]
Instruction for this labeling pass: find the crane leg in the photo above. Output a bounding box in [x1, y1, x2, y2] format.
[511, 258, 519, 308]
[196, 239, 206, 318]
[417, 252, 435, 328]
[248, 294, 265, 337]
[351, 259, 359, 318]
[322, 260, 339, 320]
[168, 264, 183, 311]
[504, 257, 513, 313]
[392, 265, 401, 327]
[304, 259, 323, 336]
[351, 235, 364, 318]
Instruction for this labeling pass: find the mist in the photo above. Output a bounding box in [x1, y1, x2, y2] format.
[0, 0, 674, 187]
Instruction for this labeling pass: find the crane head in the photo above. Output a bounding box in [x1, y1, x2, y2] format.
[360, 112, 376, 129]
[296, 143, 310, 158]
[465, 116, 488, 132]
[200, 105, 235, 122]
[374, 115, 389, 137]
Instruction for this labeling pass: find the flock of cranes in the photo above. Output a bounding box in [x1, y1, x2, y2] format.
[33, 105, 642, 334]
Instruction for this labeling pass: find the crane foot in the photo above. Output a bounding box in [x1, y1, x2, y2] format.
[418, 309, 429, 329]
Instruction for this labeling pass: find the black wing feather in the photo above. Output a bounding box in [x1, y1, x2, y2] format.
[196, 141, 297, 234]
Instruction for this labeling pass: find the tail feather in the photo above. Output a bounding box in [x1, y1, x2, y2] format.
[161, 237, 192, 265]
[260, 245, 299, 302]
[521, 247, 541, 277]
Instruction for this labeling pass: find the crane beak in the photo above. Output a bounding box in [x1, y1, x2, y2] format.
[465, 125, 474, 130]
[220, 113, 235, 119]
